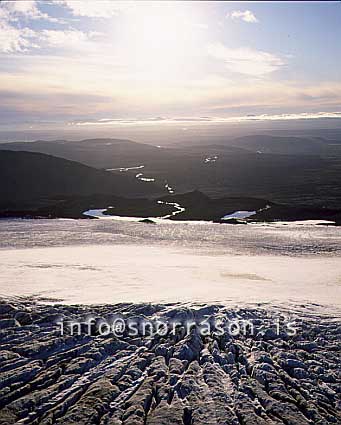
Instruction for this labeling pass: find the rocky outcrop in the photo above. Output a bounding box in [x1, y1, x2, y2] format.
[0, 300, 340, 424]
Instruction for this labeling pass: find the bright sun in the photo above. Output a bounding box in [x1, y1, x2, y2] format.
[115, 3, 206, 84]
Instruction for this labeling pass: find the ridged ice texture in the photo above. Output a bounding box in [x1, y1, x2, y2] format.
[0, 300, 340, 424]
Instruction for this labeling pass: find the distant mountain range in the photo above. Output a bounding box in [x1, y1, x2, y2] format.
[1, 135, 340, 165]
[0, 138, 178, 169]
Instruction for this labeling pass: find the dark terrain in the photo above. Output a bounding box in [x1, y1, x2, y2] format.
[1, 135, 341, 222]
[0, 150, 162, 210]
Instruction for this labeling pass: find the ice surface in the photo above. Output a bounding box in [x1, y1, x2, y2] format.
[0, 219, 340, 309]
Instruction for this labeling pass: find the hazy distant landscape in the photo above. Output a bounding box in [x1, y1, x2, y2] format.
[1, 133, 341, 223]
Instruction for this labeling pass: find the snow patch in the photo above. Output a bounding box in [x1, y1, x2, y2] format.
[204, 155, 218, 163]
[106, 165, 145, 172]
[165, 182, 174, 194]
[222, 211, 257, 220]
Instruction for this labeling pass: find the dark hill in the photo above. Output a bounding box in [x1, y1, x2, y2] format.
[0, 150, 162, 210]
[0, 138, 178, 169]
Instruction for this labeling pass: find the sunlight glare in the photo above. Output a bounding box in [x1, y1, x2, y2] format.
[117, 3, 206, 84]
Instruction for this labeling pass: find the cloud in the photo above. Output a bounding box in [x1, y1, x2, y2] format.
[59, 0, 131, 18]
[207, 43, 284, 76]
[0, 1, 66, 53]
[0, 0, 56, 22]
[0, 21, 38, 53]
[227, 10, 258, 23]
[69, 112, 341, 127]
[40, 29, 97, 48]
[2, 43, 340, 122]
[0, 22, 99, 54]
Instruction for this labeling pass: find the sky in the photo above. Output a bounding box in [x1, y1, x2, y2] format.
[0, 0, 341, 131]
